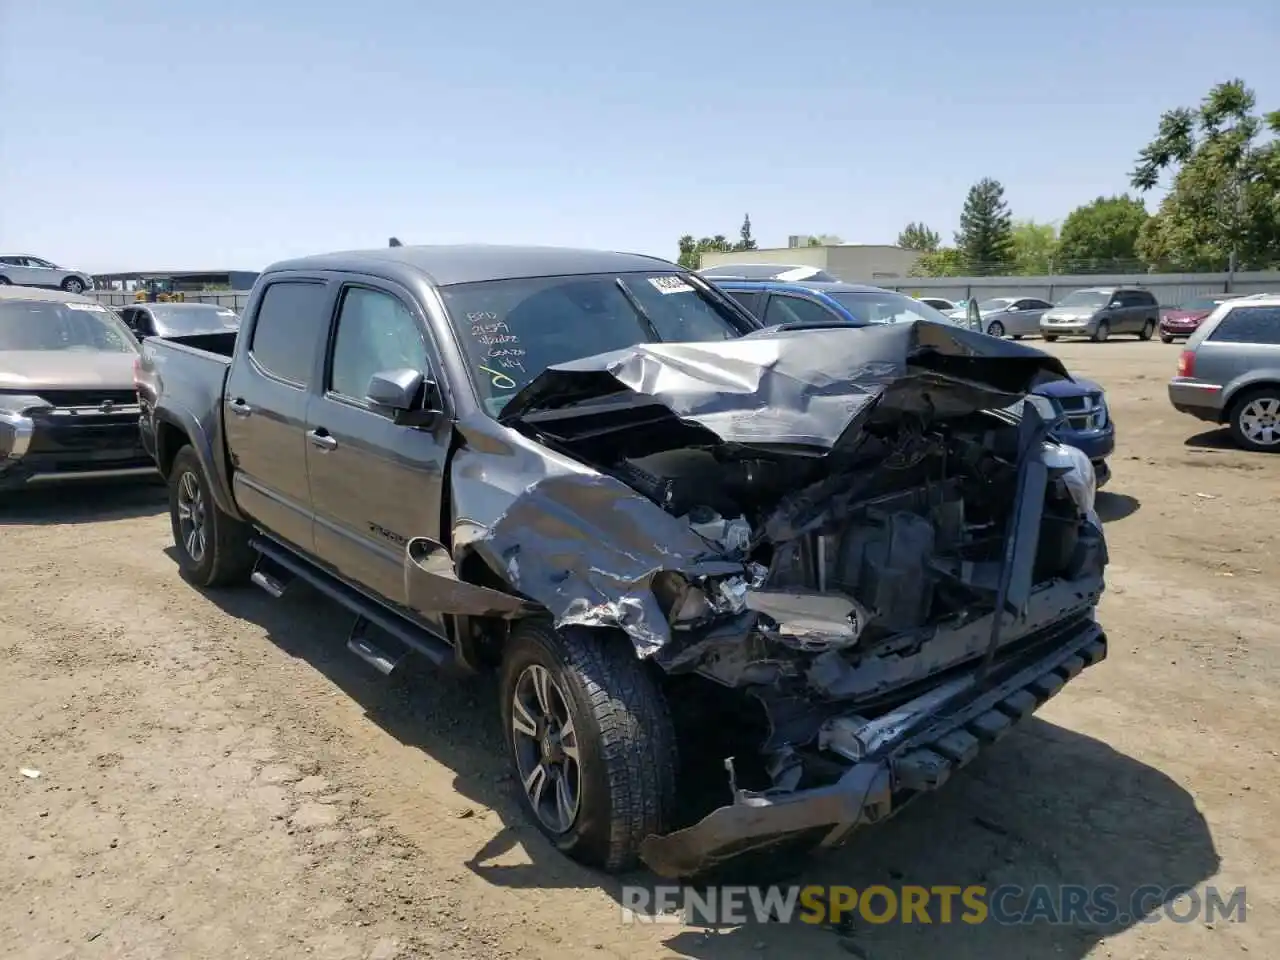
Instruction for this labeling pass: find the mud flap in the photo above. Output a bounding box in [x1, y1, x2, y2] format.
[404, 537, 538, 619]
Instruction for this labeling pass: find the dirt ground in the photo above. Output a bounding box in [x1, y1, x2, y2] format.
[2, 337, 1277, 960]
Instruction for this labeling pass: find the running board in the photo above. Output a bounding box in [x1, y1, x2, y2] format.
[248, 536, 455, 671]
[347, 616, 408, 675]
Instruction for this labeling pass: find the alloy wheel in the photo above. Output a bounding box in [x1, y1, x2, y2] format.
[176, 471, 208, 563]
[510, 663, 581, 834]
[1238, 397, 1280, 447]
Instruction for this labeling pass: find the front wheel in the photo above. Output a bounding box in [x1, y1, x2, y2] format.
[1139, 319, 1155, 341]
[1043, 334, 1059, 342]
[1161, 333, 1175, 344]
[169, 445, 255, 587]
[499, 621, 677, 873]
[986, 320, 1005, 338]
[1229, 389, 1280, 453]
[61, 276, 85, 294]
[1091, 320, 1111, 343]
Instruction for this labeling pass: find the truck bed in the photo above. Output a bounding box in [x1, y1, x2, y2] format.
[135, 331, 239, 500]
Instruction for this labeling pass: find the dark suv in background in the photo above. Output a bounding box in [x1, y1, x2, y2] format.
[1041, 287, 1160, 342]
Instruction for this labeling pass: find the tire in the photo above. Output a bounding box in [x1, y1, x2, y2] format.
[1011, 334, 1023, 340]
[1139, 319, 1155, 341]
[61, 276, 85, 294]
[0, 276, 10, 285]
[168, 445, 255, 587]
[499, 620, 677, 873]
[1228, 388, 1280, 453]
[1091, 320, 1111, 343]
[1160, 333, 1174, 344]
[986, 320, 1005, 338]
[1043, 335, 1058, 343]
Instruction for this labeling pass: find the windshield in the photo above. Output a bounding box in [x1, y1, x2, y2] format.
[826, 290, 951, 325]
[977, 298, 1014, 312]
[150, 304, 240, 334]
[1178, 296, 1234, 312]
[1056, 290, 1110, 309]
[0, 299, 136, 353]
[439, 271, 747, 415]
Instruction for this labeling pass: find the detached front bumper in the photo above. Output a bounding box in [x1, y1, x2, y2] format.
[639, 618, 1107, 878]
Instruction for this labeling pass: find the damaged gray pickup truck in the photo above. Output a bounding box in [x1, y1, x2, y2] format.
[135, 245, 1108, 878]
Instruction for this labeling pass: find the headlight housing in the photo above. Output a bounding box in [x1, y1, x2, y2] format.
[1042, 441, 1097, 516]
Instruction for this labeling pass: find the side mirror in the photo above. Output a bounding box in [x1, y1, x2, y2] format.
[366, 368, 440, 426]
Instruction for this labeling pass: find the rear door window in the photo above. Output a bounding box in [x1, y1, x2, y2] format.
[1207, 306, 1280, 345]
[248, 280, 332, 385]
[763, 294, 839, 327]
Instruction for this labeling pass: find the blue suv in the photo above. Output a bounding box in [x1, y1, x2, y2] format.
[708, 277, 1116, 486]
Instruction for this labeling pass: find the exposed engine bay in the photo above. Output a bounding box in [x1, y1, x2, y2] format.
[517, 399, 1106, 794]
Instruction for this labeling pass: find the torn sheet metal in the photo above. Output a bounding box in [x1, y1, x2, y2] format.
[499, 320, 1071, 451]
[444, 423, 742, 655]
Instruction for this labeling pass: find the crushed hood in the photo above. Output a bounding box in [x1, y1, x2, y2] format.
[499, 320, 1069, 451]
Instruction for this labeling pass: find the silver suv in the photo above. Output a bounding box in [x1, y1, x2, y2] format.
[0, 255, 95, 294]
[1167, 295, 1280, 451]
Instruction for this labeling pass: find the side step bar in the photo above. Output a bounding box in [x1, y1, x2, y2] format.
[248, 537, 455, 671]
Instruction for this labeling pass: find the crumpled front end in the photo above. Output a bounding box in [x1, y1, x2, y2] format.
[430, 321, 1108, 875]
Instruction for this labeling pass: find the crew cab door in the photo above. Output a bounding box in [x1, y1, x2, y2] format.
[305, 279, 451, 618]
[223, 277, 334, 552]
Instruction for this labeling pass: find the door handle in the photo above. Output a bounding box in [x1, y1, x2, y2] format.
[230, 398, 252, 417]
[308, 428, 338, 451]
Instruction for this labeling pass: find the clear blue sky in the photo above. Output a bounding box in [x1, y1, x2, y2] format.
[1, 0, 1277, 272]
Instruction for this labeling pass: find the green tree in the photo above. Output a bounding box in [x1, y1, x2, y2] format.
[1054, 195, 1149, 273]
[955, 178, 1015, 274]
[897, 222, 940, 252]
[909, 247, 964, 278]
[1010, 220, 1059, 275]
[676, 234, 733, 269]
[734, 214, 757, 251]
[1131, 79, 1280, 271]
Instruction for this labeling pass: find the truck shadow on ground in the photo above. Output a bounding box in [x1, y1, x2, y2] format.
[181, 564, 1218, 960]
[0, 476, 166, 525]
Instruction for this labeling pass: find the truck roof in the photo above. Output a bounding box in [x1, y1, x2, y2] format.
[265, 244, 677, 287]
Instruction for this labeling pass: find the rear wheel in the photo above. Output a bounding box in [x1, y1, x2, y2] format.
[169, 445, 255, 587]
[986, 320, 1005, 338]
[1139, 319, 1155, 341]
[1043, 335, 1059, 343]
[1228, 388, 1280, 453]
[0, 276, 10, 285]
[499, 621, 677, 872]
[1160, 333, 1175, 344]
[1091, 320, 1111, 343]
[61, 276, 85, 294]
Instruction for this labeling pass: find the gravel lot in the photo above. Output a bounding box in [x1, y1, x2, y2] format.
[2, 338, 1276, 960]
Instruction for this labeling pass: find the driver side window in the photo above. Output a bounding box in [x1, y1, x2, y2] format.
[328, 286, 429, 403]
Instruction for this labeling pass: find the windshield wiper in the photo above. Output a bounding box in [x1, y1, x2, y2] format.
[614, 279, 663, 342]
